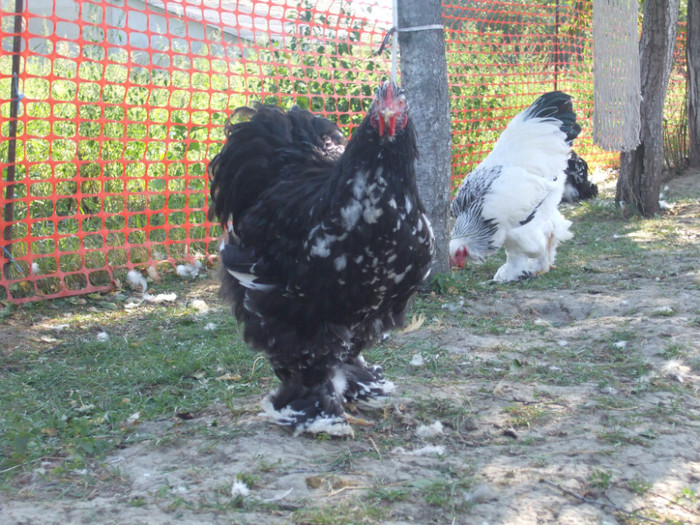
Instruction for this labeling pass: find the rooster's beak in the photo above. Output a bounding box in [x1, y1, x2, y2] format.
[380, 109, 396, 137]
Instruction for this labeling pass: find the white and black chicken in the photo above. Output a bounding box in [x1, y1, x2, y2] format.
[450, 91, 580, 282]
[207, 82, 434, 436]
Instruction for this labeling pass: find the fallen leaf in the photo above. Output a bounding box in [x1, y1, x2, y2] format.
[121, 412, 141, 430]
[216, 372, 242, 381]
[399, 313, 425, 334]
[305, 476, 324, 489]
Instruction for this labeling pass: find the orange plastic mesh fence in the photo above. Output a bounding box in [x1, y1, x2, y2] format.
[0, 0, 689, 303]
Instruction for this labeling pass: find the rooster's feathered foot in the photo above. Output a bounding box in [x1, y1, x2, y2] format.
[262, 379, 353, 437]
[339, 356, 395, 402]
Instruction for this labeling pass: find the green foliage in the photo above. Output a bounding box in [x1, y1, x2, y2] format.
[588, 468, 613, 489]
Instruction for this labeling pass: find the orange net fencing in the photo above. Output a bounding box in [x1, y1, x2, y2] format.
[0, 0, 689, 302]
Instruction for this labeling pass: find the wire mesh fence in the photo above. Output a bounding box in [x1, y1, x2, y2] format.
[0, 0, 689, 303]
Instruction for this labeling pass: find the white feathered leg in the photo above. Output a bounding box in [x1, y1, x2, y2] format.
[547, 210, 573, 268]
[494, 220, 548, 282]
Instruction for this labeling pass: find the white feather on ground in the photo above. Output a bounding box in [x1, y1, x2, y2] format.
[176, 260, 202, 278]
[662, 360, 690, 383]
[126, 269, 148, 294]
[231, 480, 250, 498]
[392, 445, 446, 457]
[416, 421, 444, 438]
[410, 354, 425, 367]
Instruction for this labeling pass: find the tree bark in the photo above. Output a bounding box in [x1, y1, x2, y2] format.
[688, 0, 700, 168]
[397, 0, 452, 275]
[616, 0, 681, 217]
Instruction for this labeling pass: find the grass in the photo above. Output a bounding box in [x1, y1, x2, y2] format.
[588, 468, 613, 490]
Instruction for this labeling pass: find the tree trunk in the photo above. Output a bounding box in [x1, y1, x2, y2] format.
[616, 0, 681, 217]
[397, 0, 452, 275]
[688, 0, 700, 168]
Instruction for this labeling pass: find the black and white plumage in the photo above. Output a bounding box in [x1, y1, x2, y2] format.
[207, 82, 434, 436]
[561, 150, 598, 203]
[450, 91, 581, 282]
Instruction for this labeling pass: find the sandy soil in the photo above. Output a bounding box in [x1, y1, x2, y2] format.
[1, 169, 699, 524]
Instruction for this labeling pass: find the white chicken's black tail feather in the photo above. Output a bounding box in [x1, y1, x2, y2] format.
[562, 151, 598, 202]
[521, 91, 581, 145]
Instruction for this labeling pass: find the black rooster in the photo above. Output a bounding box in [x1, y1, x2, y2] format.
[208, 82, 434, 436]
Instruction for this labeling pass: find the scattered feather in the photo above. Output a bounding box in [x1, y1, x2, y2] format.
[126, 270, 148, 294]
[176, 260, 202, 279]
[124, 292, 177, 309]
[392, 445, 446, 457]
[31, 262, 40, 275]
[652, 305, 674, 316]
[410, 354, 425, 367]
[143, 292, 177, 303]
[124, 301, 139, 310]
[121, 412, 140, 429]
[441, 300, 464, 312]
[662, 360, 690, 383]
[190, 299, 210, 313]
[659, 200, 674, 210]
[204, 322, 217, 331]
[465, 484, 498, 503]
[262, 487, 293, 503]
[96, 331, 110, 342]
[613, 340, 628, 349]
[231, 480, 250, 498]
[416, 421, 444, 438]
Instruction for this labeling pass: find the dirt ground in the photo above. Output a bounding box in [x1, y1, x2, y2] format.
[2, 169, 700, 524]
